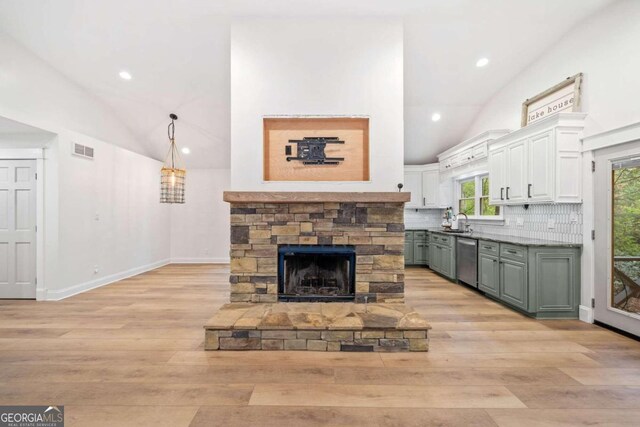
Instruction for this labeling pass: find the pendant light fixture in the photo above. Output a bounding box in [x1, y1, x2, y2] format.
[160, 113, 186, 204]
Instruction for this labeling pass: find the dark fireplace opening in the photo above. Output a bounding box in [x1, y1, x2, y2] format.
[278, 245, 356, 302]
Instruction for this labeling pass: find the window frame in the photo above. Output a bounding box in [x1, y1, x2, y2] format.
[455, 173, 503, 221]
[458, 177, 477, 217]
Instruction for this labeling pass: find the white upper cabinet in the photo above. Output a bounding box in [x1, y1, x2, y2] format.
[506, 139, 527, 203]
[472, 143, 488, 161]
[528, 130, 554, 202]
[438, 130, 510, 176]
[487, 113, 586, 205]
[403, 170, 422, 208]
[403, 164, 447, 209]
[421, 169, 439, 208]
[488, 146, 506, 204]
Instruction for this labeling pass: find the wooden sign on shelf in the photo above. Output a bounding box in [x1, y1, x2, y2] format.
[263, 117, 370, 182]
[521, 73, 583, 127]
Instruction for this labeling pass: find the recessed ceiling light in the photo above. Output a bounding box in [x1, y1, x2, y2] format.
[181, 147, 191, 154]
[431, 113, 441, 122]
[476, 58, 489, 68]
[119, 70, 132, 80]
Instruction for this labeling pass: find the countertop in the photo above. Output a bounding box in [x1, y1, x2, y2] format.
[406, 227, 582, 248]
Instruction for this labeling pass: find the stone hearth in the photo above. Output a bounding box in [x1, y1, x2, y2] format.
[204, 302, 431, 352]
[225, 192, 410, 303]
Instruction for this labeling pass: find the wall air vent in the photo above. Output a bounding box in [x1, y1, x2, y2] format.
[72, 142, 95, 160]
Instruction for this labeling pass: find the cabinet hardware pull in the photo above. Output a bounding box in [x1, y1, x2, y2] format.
[528, 183, 532, 198]
[506, 250, 517, 254]
[506, 187, 510, 199]
[483, 246, 493, 250]
[500, 188, 504, 200]
[423, 197, 426, 205]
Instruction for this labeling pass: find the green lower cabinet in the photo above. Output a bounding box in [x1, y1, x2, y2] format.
[428, 235, 456, 280]
[499, 259, 528, 311]
[413, 241, 428, 265]
[439, 245, 455, 280]
[404, 240, 414, 265]
[429, 244, 441, 273]
[478, 253, 500, 298]
[528, 247, 581, 318]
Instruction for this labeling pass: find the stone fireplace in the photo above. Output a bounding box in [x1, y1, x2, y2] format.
[203, 192, 430, 352]
[226, 192, 409, 304]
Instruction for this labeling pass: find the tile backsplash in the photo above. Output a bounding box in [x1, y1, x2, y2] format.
[405, 209, 442, 229]
[405, 204, 583, 244]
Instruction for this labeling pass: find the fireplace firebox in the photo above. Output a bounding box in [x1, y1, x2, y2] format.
[278, 245, 356, 302]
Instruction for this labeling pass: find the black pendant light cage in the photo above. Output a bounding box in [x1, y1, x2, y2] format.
[160, 114, 186, 204]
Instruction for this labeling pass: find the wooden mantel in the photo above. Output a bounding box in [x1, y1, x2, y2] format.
[223, 191, 411, 204]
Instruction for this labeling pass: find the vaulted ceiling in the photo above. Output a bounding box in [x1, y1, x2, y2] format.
[0, 0, 613, 168]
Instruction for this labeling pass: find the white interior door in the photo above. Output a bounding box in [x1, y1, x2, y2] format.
[594, 140, 640, 336]
[0, 160, 37, 299]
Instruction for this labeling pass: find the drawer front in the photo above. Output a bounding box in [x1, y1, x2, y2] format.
[500, 243, 527, 262]
[479, 240, 499, 256]
[431, 234, 453, 247]
[414, 230, 428, 241]
[405, 231, 414, 241]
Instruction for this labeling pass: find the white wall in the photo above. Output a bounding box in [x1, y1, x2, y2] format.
[0, 33, 150, 157]
[171, 168, 230, 263]
[463, 0, 640, 140]
[230, 18, 404, 191]
[49, 132, 172, 299]
[0, 34, 174, 299]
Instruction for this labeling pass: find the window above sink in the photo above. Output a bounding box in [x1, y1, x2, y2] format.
[456, 173, 503, 221]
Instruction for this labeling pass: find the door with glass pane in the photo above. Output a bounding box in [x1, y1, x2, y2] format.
[594, 140, 640, 336]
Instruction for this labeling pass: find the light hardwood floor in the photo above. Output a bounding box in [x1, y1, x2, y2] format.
[1, 264, 640, 426]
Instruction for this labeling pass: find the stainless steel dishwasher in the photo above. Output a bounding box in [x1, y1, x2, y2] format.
[456, 237, 478, 288]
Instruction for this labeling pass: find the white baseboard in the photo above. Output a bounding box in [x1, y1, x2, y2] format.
[170, 257, 230, 264]
[579, 305, 594, 323]
[44, 258, 171, 301]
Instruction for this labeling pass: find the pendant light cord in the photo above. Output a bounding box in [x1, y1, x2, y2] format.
[168, 116, 176, 169]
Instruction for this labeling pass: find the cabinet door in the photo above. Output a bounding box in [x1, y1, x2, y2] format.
[500, 259, 528, 310]
[404, 239, 414, 265]
[429, 244, 440, 273]
[421, 170, 439, 208]
[424, 242, 429, 265]
[488, 147, 506, 204]
[478, 254, 500, 297]
[530, 248, 579, 316]
[404, 171, 422, 208]
[506, 140, 527, 203]
[440, 245, 455, 279]
[413, 241, 428, 265]
[472, 143, 488, 161]
[528, 131, 554, 202]
[459, 149, 473, 166]
[450, 155, 461, 169]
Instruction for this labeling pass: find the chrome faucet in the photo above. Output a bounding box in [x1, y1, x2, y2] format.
[456, 212, 469, 232]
